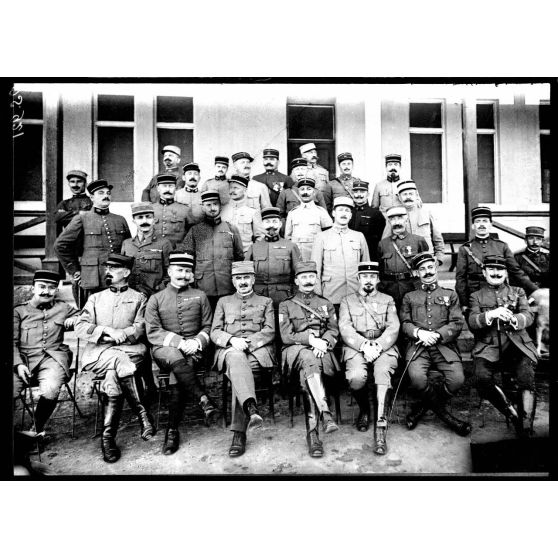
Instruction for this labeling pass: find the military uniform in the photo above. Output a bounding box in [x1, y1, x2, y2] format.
[252, 169, 290, 207]
[152, 198, 190, 249]
[54, 193, 92, 227]
[307, 164, 330, 192]
[142, 167, 186, 204]
[322, 175, 361, 214]
[349, 202, 386, 261]
[221, 199, 265, 254]
[275, 183, 328, 219]
[175, 186, 205, 226]
[200, 177, 230, 206]
[371, 178, 401, 215]
[245, 179, 272, 212]
[514, 247, 549, 289]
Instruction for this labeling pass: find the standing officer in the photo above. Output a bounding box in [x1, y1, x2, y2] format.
[284, 178, 333, 261]
[13, 270, 79, 437]
[231, 152, 272, 212]
[279, 261, 340, 458]
[339, 262, 399, 454]
[468, 255, 538, 437]
[211, 261, 276, 457]
[514, 226, 549, 288]
[349, 181, 386, 260]
[54, 170, 92, 227]
[456, 207, 538, 316]
[142, 145, 186, 203]
[311, 196, 370, 313]
[252, 148, 290, 207]
[377, 205, 429, 309]
[175, 162, 205, 225]
[199, 155, 231, 206]
[299, 143, 330, 192]
[145, 252, 217, 455]
[371, 154, 403, 215]
[322, 152, 362, 213]
[220, 175, 265, 254]
[400, 252, 471, 436]
[152, 173, 190, 249]
[180, 190, 245, 310]
[54, 179, 131, 305]
[75, 254, 155, 463]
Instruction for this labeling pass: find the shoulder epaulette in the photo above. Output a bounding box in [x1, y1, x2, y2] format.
[541, 247, 550, 254]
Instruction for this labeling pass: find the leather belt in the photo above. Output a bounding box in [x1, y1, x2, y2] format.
[362, 329, 382, 340]
[381, 272, 412, 280]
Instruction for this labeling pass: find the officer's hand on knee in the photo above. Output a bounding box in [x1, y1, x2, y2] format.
[230, 337, 249, 351]
[179, 339, 199, 355]
[312, 347, 326, 359]
[64, 316, 77, 330]
[17, 364, 31, 385]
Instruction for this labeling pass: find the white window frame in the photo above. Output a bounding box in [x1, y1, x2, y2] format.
[476, 99, 500, 203]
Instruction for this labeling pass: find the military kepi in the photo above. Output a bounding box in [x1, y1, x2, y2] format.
[201, 190, 220, 203]
[229, 175, 249, 188]
[169, 252, 194, 268]
[299, 143, 316, 154]
[353, 181, 369, 191]
[182, 162, 200, 173]
[333, 196, 354, 209]
[231, 261, 255, 275]
[263, 148, 279, 159]
[156, 173, 177, 185]
[385, 154, 401, 164]
[66, 169, 88, 181]
[525, 226, 545, 237]
[295, 260, 317, 275]
[231, 152, 254, 163]
[411, 251, 436, 270]
[471, 206, 492, 221]
[131, 202, 154, 216]
[33, 269, 61, 284]
[291, 157, 308, 169]
[161, 145, 181, 157]
[358, 261, 380, 274]
[87, 179, 112, 194]
[261, 207, 281, 220]
[397, 180, 417, 194]
[106, 254, 134, 269]
[297, 178, 316, 189]
[385, 205, 407, 218]
[215, 156, 229, 166]
[337, 152, 353, 163]
[484, 254, 507, 269]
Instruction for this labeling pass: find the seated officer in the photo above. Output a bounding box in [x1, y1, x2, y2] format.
[278, 261, 339, 459]
[468, 255, 538, 437]
[400, 252, 471, 437]
[339, 261, 399, 455]
[211, 261, 276, 457]
[75, 254, 155, 463]
[13, 270, 79, 437]
[145, 252, 216, 456]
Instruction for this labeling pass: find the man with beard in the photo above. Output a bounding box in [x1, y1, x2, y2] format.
[55, 170, 92, 227]
[152, 173, 190, 249]
[75, 254, 155, 463]
[514, 226, 549, 289]
[377, 205, 428, 309]
[299, 143, 330, 192]
[180, 190, 244, 310]
[199, 155, 231, 206]
[231, 152, 271, 212]
[142, 145, 186, 203]
[322, 152, 362, 213]
[175, 162, 205, 225]
[339, 262, 399, 454]
[311, 197, 370, 314]
[146, 252, 217, 455]
[348, 181, 386, 261]
[456, 207, 538, 317]
[55, 179, 131, 306]
[371, 154, 403, 215]
[13, 270, 79, 438]
[400, 252, 471, 436]
[279, 261, 340, 458]
[468, 255, 538, 437]
[211, 261, 276, 457]
[220, 175, 265, 254]
[252, 148, 290, 207]
[284, 178, 333, 261]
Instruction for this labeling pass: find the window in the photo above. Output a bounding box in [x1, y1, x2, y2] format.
[476, 101, 498, 203]
[409, 102, 443, 203]
[540, 102, 550, 203]
[94, 94, 135, 202]
[13, 91, 44, 201]
[287, 103, 335, 178]
[156, 96, 194, 170]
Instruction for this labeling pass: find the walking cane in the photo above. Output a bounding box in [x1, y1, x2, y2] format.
[71, 287, 82, 438]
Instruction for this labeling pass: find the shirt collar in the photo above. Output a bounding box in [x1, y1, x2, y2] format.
[204, 215, 221, 226]
[265, 234, 280, 242]
[391, 231, 408, 240]
[235, 291, 254, 300]
[109, 285, 129, 293]
[32, 299, 55, 310]
[333, 224, 348, 234]
[159, 198, 175, 206]
[359, 288, 378, 298]
[387, 175, 399, 182]
[94, 207, 109, 215]
[214, 175, 226, 181]
[475, 236, 489, 243]
[421, 283, 437, 291]
[184, 185, 199, 193]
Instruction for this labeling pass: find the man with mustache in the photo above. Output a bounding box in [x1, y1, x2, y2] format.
[13, 270, 79, 438]
[299, 143, 330, 192]
[371, 154, 405, 215]
[180, 190, 245, 310]
[348, 181, 386, 261]
[175, 162, 205, 225]
[142, 145, 186, 204]
[146, 252, 217, 455]
[54, 170, 92, 228]
[55, 179, 131, 306]
[514, 226, 549, 289]
[322, 152, 363, 214]
[252, 148, 290, 207]
[75, 254, 155, 463]
[279, 261, 340, 458]
[211, 261, 276, 457]
[152, 173, 190, 249]
[311, 197, 370, 314]
[469, 255, 539, 437]
[377, 205, 429, 309]
[339, 262, 399, 454]
[199, 155, 231, 206]
[400, 252, 471, 436]
[220, 175, 265, 254]
[456, 207, 538, 317]
[284, 177, 333, 260]
[231, 152, 272, 212]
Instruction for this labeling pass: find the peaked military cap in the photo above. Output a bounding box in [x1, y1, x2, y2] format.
[300, 143, 316, 154]
[66, 169, 88, 181]
[385, 205, 407, 218]
[231, 261, 255, 275]
[229, 175, 249, 188]
[353, 180, 369, 191]
[337, 152, 353, 164]
[411, 251, 436, 270]
[182, 162, 200, 173]
[87, 179, 112, 194]
[169, 252, 194, 268]
[215, 156, 229, 166]
[33, 269, 61, 284]
[297, 178, 316, 188]
[385, 154, 402, 164]
[358, 261, 380, 274]
[231, 152, 254, 163]
[525, 226, 545, 237]
[291, 157, 308, 169]
[263, 148, 280, 158]
[131, 202, 154, 216]
[261, 207, 281, 220]
[471, 206, 492, 221]
[484, 254, 507, 269]
[201, 190, 220, 203]
[397, 180, 417, 194]
[106, 254, 134, 269]
[295, 260, 318, 275]
[161, 145, 181, 157]
[333, 196, 355, 209]
[156, 173, 177, 185]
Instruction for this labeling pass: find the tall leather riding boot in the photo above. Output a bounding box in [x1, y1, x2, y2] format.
[519, 390, 536, 437]
[306, 374, 338, 434]
[101, 395, 124, 463]
[352, 387, 370, 432]
[480, 383, 522, 434]
[163, 386, 184, 455]
[302, 390, 323, 458]
[33, 396, 58, 434]
[138, 355, 157, 409]
[406, 388, 430, 430]
[429, 385, 471, 437]
[120, 376, 155, 440]
[374, 385, 391, 455]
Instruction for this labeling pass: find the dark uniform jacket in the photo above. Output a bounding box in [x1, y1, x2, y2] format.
[276, 183, 327, 220]
[13, 299, 78, 371]
[245, 237, 301, 306]
[211, 292, 276, 371]
[141, 167, 186, 203]
[400, 283, 464, 362]
[181, 217, 245, 297]
[377, 232, 429, 278]
[468, 284, 537, 363]
[54, 193, 92, 227]
[514, 248, 549, 288]
[121, 233, 173, 297]
[252, 170, 290, 207]
[153, 199, 190, 249]
[456, 236, 538, 308]
[54, 208, 131, 290]
[322, 175, 362, 214]
[349, 203, 386, 261]
[145, 284, 212, 350]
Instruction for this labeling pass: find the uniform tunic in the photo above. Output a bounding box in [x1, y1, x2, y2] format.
[371, 177, 400, 214]
[275, 184, 328, 220]
[54, 193, 92, 227]
[307, 164, 330, 192]
[141, 167, 186, 203]
[514, 248, 550, 288]
[152, 199, 190, 249]
[322, 175, 361, 214]
[252, 170, 290, 207]
[175, 187, 204, 225]
[220, 199, 265, 254]
[311, 225, 370, 305]
[349, 203, 386, 261]
[54, 208, 131, 290]
[199, 177, 231, 206]
[246, 179, 272, 212]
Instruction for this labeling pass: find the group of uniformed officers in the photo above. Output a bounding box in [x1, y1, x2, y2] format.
[14, 144, 549, 466]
